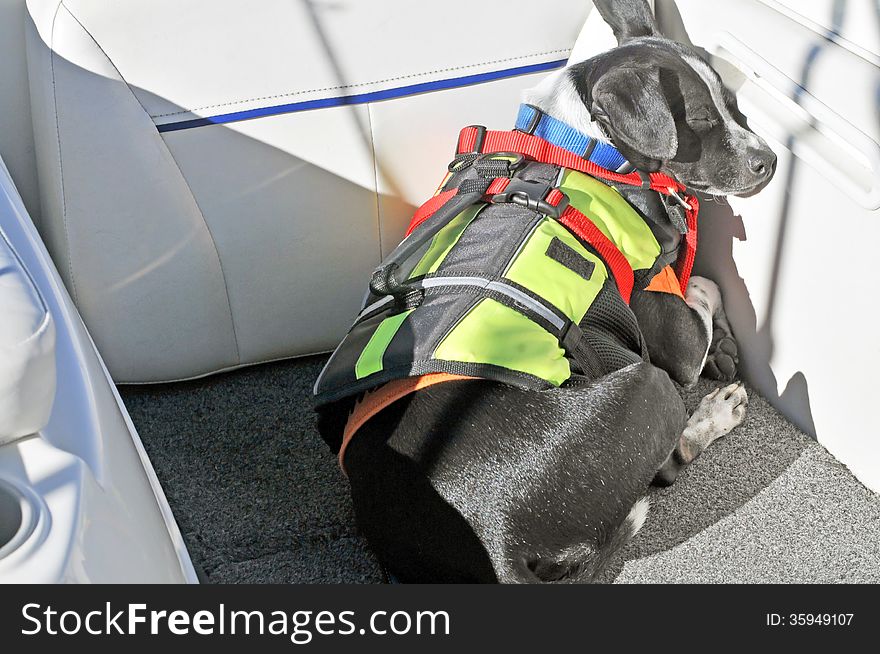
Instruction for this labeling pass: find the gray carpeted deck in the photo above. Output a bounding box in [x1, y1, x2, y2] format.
[120, 356, 880, 583]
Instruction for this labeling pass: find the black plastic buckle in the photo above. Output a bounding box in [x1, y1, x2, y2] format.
[491, 179, 570, 219]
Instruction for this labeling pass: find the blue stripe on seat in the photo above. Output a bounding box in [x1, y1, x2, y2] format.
[157, 59, 568, 133]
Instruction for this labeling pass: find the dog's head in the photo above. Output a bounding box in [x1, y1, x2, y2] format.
[571, 0, 776, 196]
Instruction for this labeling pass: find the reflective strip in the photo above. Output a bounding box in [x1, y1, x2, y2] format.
[313, 346, 340, 395]
[353, 271, 566, 332]
[354, 295, 394, 323]
[418, 276, 565, 331]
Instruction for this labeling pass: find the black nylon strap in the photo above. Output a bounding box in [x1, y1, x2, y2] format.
[368, 188, 487, 301]
[559, 320, 604, 378]
[473, 157, 515, 178]
[472, 125, 487, 153]
[661, 194, 689, 234]
[457, 177, 493, 195]
[448, 152, 480, 172]
[572, 339, 606, 378]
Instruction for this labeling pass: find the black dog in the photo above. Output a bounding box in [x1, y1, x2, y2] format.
[317, 0, 776, 583]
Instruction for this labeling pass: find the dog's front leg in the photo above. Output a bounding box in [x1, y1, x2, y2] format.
[653, 381, 748, 486]
[684, 276, 739, 382]
[630, 274, 735, 386]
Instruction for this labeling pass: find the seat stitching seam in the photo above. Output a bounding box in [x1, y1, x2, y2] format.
[51, 1, 77, 303]
[150, 49, 572, 118]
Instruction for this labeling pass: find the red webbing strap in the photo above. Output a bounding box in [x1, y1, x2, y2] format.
[673, 196, 700, 294]
[486, 177, 511, 195]
[457, 126, 682, 194]
[546, 188, 565, 206]
[404, 188, 458, 237]
[404, 178, 511, 237]
[557, 204, 634, 303]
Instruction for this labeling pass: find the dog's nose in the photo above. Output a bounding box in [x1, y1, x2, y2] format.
[748, 150, 777, 180]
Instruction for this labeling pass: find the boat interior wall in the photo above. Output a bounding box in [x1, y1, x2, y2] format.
[654, 0, 880, 492]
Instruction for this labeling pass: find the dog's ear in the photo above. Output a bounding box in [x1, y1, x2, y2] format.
[592, 0, 661, 43]
[591, 66, 678, 170]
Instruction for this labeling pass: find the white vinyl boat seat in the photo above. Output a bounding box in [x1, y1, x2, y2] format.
[0, 227, 55, 443]
[24, 0, 589, 382]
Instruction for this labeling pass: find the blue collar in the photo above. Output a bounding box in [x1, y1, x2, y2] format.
[514, 104, 633, 174]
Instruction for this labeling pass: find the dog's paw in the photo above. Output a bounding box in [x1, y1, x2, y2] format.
[687, 382, 748, 450]
[702, 312, 739, 381]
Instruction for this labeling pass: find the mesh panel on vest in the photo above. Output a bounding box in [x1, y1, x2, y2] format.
[575, 280, 647, 375]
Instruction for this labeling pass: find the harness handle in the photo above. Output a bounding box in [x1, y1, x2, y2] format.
[370, 180, 493, 306]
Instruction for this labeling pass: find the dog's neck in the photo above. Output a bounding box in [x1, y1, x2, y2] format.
[524, 65, 681, 251]
[521, 68, 610, 145]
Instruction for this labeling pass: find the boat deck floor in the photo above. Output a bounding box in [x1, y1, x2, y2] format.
[120, 356, 880, 583]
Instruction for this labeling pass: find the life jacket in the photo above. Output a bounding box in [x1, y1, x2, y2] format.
[314, 105, 699, 412]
